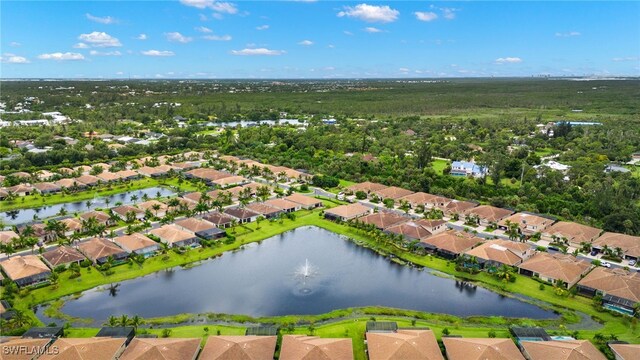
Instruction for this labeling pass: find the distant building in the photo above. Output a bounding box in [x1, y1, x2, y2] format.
[449, 161, 487, 178]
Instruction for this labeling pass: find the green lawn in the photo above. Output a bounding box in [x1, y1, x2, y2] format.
[327, 179, 356, 194]
[431, 159, 449, 175]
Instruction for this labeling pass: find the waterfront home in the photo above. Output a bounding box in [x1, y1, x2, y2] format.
[10, 171, 32, 182]
[6, 183, 34, 196]
[212, 175, 248, 188]
[498, 212, 555, 235]
[280, 335, 354, 360]
[55, 178, 87, 190]
[449, 161, 488, 178]
[263, 198, 301, 213]
[609, 344, 640, 360]
[285, 193, 323, 209]
[74, 166, 93, 175]
[113, 233, 159, 257]
[591, 232, 640, 261]
[77, 238, 128, 265]
[0, 339, 52, 358]
[0, 230, 19, 245]
[345, 181, 388, 196]
[442, 338, 525, 360]
[199, 336, 277, 360]
[0, 255, 51, 287]
[111, 205, 146, 221]
[358, 212, 408, 230]
[520, 340, 606, 360]
[137, 165, 175, 177]
[577, 267, 640, 315]
[0, 188, 8, 200]
[464, 240, 534, 268]
[385, 221, 433, 241]
[175, 218, 226, 240]
[203, 212, 235, 228]
[518, 252, 592, 288]
[75, 174, 100, 187]
[149, 224, 200, 247]
[366, 329, 443, 360]
[42, 246, 86, 268]
[115, 170, 139, 181]
[41, 337, 127, 360]
[80, 210, 115, 227]
[185, 168, 232, 185]
[97, 171, 120, 183]
[246, 202, 284, 219]
[35, 170, 56, 182]
[324, 203, 372, 222]
[58, 218, 82, 237]
[373, 186, 415, 202]
[419, 231, 483, 259]
[541, 221, 602, 248]
[33, 182, 62, 194]
[442, 200, 478, 218]
[119, 338, 201, 360]
[464, 205, 514, 226]
[137, 200, 168, 218]
[224, 207, 261, 223]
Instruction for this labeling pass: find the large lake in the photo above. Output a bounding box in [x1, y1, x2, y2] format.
[1, 187, 175, 225]
[51, 226, 554, 323]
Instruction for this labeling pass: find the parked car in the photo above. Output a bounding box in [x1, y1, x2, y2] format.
[601, 261, 612, 268]
[590, 249, 599, 256]
[629, 260, 636, 267]
[548, 246, 560, 252]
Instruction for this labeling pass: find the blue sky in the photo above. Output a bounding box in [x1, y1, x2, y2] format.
[1, 1, 639, 78]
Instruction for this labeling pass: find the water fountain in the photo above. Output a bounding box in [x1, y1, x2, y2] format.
[294, 258, 318, 296]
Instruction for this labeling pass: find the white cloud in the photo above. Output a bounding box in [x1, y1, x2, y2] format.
[89, 50, 122, 56]
[136, 34, 148, 40]
[555, 31, 581, 37]
[86, 13, 117, 24]
[415, 11, 438, 22]
[343, 30, 354, 36]
[327, 44, 335, 48]
[298, 40, 314, 46]
[323, 66, 335, 71]
[202, 34, 232, 41]
[78, 32, 122, 47]
[211, 13, 224, 20]
[165, 32, 193, 43]
[180, 0, 215, 9]
[256, 25, 269, 30]
[73, 43, 90, 49]
[37, 52, 85, 61]
[199, 13, 208, 21]
[364, 27, 383, 33]
[231, 48, 285, 56]
[495, 57, 523, 64]
[9, 42, 21, 47]
[116, 71, 124, 75]
[195, 26, 213, 33]
[337, 4, 399, 23]
[1, 53, 29, 64]
[141, 50, 175, 57]
[441, 7, 457, 20]
[179, 0, 237, 14]
[612, 56, 639, 62]
[399, 67, 410, 73]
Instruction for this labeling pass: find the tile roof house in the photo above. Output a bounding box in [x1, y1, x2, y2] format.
[137, 200, 168, 218]
[246, 202, 284, 219]
[115, 170, 140, 181]
[518, 252, 593, 288]
[0, 338, 53, 359]
[285, 193, 323, 209]
[224, 207, 261, 224]
[175, 218, 226, 240]
[464, 240, 534, 268]
[498, 212, 555, 235]
[0, 230, 19, 245]
[199, 336, 277, 360]
[75, 174, 101, 186]
[80, 211, 115, 227]
[60, 218, 83, 236]
[577, 267, 640, 314]
[280, 335, 354, 360]
[373, 186, 415, 201]
[358, 212, 409, 230]
[42, 246, 86, 268]
[366, 329, 444, 360]
[442, 338, 525, 360]
[419, 231, 484, 259]
[203, 212, 236, 228]
[119, 338, 201, 360]
[609, 343, 640, 360]
[149, 224, 200, 247]
[111, 205, 146, 221]
[442, 200, 478, 217]
[399, 192, 450, 209]
[212, 175, 248, 188]
[414, 219, 448, 235]
[97, 171, 121, 183]
[1, 255, 51, 287]
[39, 337, 127, 360]
[55, 178, 87, 190]
[324, 203, 372, 222]
[385, 222, 433, 241]
[542, 221, 603, 247]
[6, 183, 34, 196]
[263, 198, 301, 213]
[113, 233, 159, 256]
[345, 182, 388, 195]
[592, 232, 640, 260]
[465, 205, 514, 226]
[520, 340, 606, 360]
[77, 238, 128, 265]
[33, 182, 62, 194]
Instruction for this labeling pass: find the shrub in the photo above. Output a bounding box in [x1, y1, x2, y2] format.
[161, 329, 172, 338]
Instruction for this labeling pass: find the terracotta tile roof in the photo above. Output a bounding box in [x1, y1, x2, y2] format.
[116, 170, 139, 178]
[77, 238, 126, 262]
[42, 246, 86, 267]
[219, 155, 241, 163]
[442, 338, 525, 360]
[39, 337, 126, 360]
[0, 338, 51, 360]
[263, 198, 299, 210]
[421, 231, 483, 255]
[213, 175, 247, 186]
[203, 212, 235, 226]
[544, 221, 602, 245]
[112, 205, 145, 217]
[519, 252, 592, 284]
[0, 230, 19, 245]
[374, 186, 415, 200]
[366, 329, 444, 360]
[465, 205, 513, 223]
[443, 200, 477, 214]
[114, 233, 158, 252]
[186, 168, 232, 181]
[609, 343, 640, 360]
[399, 192, 450, 207]
[76, 174, 100, 185]
[10, 171, 32, 179]
[593, 232, 640, 258]
[386, 222, 432, 240]
[498, 212, 554, 232]
[280, 335, 354, 360]
[150, 224, 198, 245]
[80, 211, 111, 223]
[175, 218, 216, 233]
[358, 212, 409, 229]
[7, 184, 34, 194]
[345, 182, 388, 194]
[415, 219, 447, 229]
[182, 192, 203, 203]
[224, 207, 260, 220]
[520, 340, 606, 360]
[464, 240, 531, 266]
[119, 338, 201, 360]
[285, 193, 323, 207]
[0, 255, 50, 281]
[577, 267, 640, 304]
[55, 178, 86, 188]
[60, 218, 83, 232]
[246, 203, 282, 216]
[97, 172, 120, 182]
[324, 203, 371, 219]
[33, 182, 61, 192]
[137, 200, 168, 213]
[199, 336, 277, 360]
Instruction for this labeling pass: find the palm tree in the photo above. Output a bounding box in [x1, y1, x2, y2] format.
[105, 315, 118, 327]
[129, 315, 143, 331]
[504, 220, 520, 241]
[118, 314, 130, 327]
[256, 215, 265, 230]
[130, 194, 139, 204]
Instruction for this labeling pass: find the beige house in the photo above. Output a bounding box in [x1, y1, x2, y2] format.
[518, 252, 592, 288]
[285, 193, 323, 209]
[442, 338, 525, 360]
[40, 337, 127, 360]
[366, 329, 443, 360]
[199, 336, 277, 360]
[280, 335, 353, 360]
[542, 221, 602, 247]
[0, 255, 51, 287]
[498, 212, 555, 235]
[465, 240, 534, 268]
[464, 205, 514, 226]
[520, 340, 606, 360]
[324, 203, 372, 221]
[358, 212, 408, 230]
[592, 232, 640, 260]
[119, 338, 200, 360]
